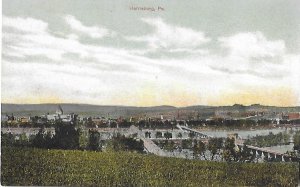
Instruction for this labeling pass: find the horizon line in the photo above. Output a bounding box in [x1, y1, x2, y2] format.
[2, 102, 300, 108]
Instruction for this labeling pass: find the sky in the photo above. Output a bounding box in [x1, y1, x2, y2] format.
[2, 0, 300, 106]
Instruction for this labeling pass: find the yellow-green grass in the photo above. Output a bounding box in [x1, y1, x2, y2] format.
[1, 147, 299, 186]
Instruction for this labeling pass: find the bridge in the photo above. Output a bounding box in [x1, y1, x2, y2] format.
[177, 125, 213, 138]
[125, 125, 170, 157]
[235, 142, 298, 162]
[141, 138, 169, 157]
[1, 127, 55, 136]
[2, 127, 298, 161]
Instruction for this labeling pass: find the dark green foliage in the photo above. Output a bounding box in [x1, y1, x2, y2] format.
[221, 138, 255, 162]
[182, 139, 192, 149]
[161, 140, 176, 151]
[163, 132, 172, 139]
[192, 140, 206, 159]
[106, 133, 144, 153]
[15, 133, 30, 147]
[30, 122, 81, 150]
[32, 129, 47, 148]
[222, 138, 236, 162]
[136, 118, 275, 130]
[244, 132, 290, 147]
[238, 144, 256, 163]
[188, 132, 196, 139]
[88, 129, 101, 151]
[44, 131, 55, 148]
[207, 137, 223, 160]
[293, 131, 300, 151]
[52, 122, 80, 149]
[155, 131, 162, 138]
[1, 147, 299, 186]
[31, 129, 54, 149]
[1, 132, 15, 147]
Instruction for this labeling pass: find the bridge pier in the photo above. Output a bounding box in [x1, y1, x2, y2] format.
[172, 132, 176, 139]
[237, 143, 298, 162]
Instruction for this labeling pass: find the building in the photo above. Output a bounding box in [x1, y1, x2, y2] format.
[288, 112, 300, 120]
[56, 105, 63, 115]
[19, 117, 30, 123]
[46, 105, 76, 123]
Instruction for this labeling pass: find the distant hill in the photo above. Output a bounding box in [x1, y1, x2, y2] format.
[1, 103, 177, 117]
[1, 103, 300, 118]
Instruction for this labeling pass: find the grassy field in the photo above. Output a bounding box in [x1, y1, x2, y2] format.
[1, 147, 299, 186]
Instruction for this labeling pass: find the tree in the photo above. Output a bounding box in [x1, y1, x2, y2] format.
[88, 130, 101, 151]
[164, 132, 172, 139]
[79, 129, 89, 150]
[238, 144, 255, 163]
[106, 133, 144, 153]
[32, 128, 46, 148]
[163, 140, 175, 151]
[18, 133, 29, 146]
[207, 138, 223, 160]
[182, 139, 192, 149]
[53, 122, 80, 149]
[156, 132, 163, 138]
[1, 132, 15, 147]
[222, 138, 236, 162]
[189, 132, 196, 139]
[44, 131, 54, 149]
[192, 140, 206, 160]
[293, 131, 300, 151]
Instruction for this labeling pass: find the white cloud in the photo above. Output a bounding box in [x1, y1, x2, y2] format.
[219, 32, 285, 59]
[2, 16, 162, 87]
[3, 16, 48, 34]
[126, 17, 210, 53]
[3, 28, 87, 60]
[2, 15, 300, 105]
[283, 54, 300, 103]
[64, 15, 115, 39]
[211, 32, 291, 80]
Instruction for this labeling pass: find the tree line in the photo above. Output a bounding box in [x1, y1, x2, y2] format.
[155, 137, 258, 162]
[1, 121, 144, 153]
[3, 117, 281, 129]
[244, 132, 291, 147]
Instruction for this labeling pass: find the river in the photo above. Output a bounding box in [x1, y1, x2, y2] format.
[203, 128, 297, 139]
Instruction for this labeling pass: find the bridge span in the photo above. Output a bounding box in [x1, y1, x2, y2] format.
[2, 127, 299, 161]
[236, 142, 298, 162]
[177, 125, 213, 138]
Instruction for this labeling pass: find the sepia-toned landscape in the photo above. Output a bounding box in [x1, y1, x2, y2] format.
[2, 0, 300, 186]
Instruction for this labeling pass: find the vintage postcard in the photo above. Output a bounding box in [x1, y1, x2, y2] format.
[1, 0, 300, 186]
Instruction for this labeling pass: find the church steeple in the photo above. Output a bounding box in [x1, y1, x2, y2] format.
[56, 105, 63, 115]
